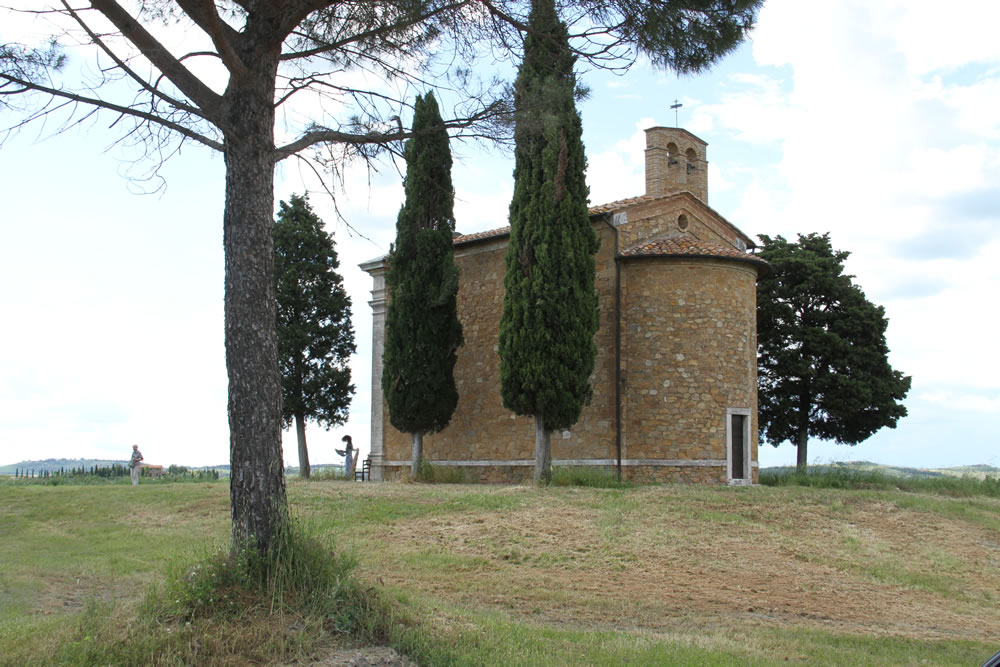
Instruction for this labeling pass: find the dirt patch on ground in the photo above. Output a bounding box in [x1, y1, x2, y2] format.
[291, 645, 416, 666]
[344, 485, 1000, 643]
[30, 573, 123, 616]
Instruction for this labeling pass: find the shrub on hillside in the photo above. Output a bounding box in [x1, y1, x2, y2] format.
[760, 467, 1000, 497]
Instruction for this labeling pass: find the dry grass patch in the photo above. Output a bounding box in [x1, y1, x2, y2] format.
[325, 483, 1000, 645]
[3, 479, 997, 665]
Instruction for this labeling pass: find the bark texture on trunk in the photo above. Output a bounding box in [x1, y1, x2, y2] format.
[796, 390, 810, 474]
[224, 51, 287, 556]
[411, 431, 423, 479]
[295, 413, 310, 479]
[535, 414, 551, 484]
[796, 426, 808, 473]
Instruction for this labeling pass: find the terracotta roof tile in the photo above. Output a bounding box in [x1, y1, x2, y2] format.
[455, 193, 676, 245]
[588, 194, 660, 214]
[452, 192, 758, 252]
[453, 196, 663, 245]
[621, 235, 767, 267]
[453, 226, 511, 244]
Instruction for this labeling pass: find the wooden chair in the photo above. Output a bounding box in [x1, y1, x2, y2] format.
[355, 457, 371, 481]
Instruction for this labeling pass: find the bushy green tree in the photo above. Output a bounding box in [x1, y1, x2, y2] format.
[756, 233, 912, 472]
[382, 92, 464, 478]
[274, 194, 355, 480]
[499, 0, 598, 484]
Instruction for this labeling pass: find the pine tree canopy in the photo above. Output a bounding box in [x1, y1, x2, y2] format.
[756, 233, 911, 450]
[498, 0, 599, 432]
[274, 194, 355, 428]
[382, 92, 464, 436]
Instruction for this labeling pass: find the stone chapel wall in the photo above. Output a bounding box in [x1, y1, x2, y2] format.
[372, 125, 761, 484]
[620, 258, 759, 483]
[379, 223, 619, 482]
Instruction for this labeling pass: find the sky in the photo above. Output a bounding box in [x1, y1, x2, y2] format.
[1, 0, 998, 471]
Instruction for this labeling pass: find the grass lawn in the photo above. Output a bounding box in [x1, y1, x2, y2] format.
[1, 478, 998, 665]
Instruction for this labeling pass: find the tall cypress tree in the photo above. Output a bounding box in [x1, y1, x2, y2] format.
[498, 0, 599, 484]
[274, 193, 355, 480]
[382, 92, 464, 478]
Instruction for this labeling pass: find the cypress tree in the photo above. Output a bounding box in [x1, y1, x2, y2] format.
[382, 91, 464, 479]
[498, 0, 598, 484]
[274, 193, 356, 479]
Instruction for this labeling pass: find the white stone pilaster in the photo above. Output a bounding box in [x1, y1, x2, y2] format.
[360, 256, 387, 481]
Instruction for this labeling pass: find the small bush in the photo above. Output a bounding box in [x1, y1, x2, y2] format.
[32, 518, 398, 666]
[760, 466, 1000, 498]
[155, 517, 382, 635]
[305, 466, 351, 481]
[411, 459, 467, 484]
[550, 466, 634, 489]
[759, 466, 893, 490]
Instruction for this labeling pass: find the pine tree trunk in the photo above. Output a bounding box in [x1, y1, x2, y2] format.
[223, 57, 287, 557]
[796, 426, 808, 473]
[535, 414, 552, 484]
[295, 413, 310, 479]
[411, 431, 423, 479]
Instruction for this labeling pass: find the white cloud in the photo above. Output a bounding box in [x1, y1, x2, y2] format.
[585, 118, 652, 205]
[691, 75, 791, 145]
[888, 0, 1000, 74]
[917, 391, 1000, 413]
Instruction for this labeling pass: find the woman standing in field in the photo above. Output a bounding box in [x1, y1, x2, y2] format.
[129, 444, 143, 486]
[336, 435, 355, 477]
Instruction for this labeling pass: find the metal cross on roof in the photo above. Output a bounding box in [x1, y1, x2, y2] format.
[670, 99, 683, 128]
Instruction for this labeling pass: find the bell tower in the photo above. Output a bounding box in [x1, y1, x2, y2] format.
[644, 126, 708, 203]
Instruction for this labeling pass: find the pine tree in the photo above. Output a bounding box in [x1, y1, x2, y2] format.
[498, 0, 599, 483]
[382, 92, 464, 478]
[756, 233, 911, 472]
[274, 194, 355, 480]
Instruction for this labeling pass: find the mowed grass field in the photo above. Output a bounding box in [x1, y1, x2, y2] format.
[1, 478, 998, 665]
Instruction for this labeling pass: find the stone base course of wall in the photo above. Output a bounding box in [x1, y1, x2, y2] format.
[379, 461, 758, 485]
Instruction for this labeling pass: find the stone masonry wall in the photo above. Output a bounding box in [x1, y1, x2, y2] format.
[620, 258, 759, 482]
[381, 223, 619, 475]
[617, 195, 744, 251]
[644, 127, 708, 202]
[625, 465, 728, 485]
[376, 204, 760, 484]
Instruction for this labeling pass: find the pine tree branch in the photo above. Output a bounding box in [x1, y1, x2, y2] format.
[0, 72, 221, 151]
[56, 1, 207, 121]
[173, 0, 248, 81]
[280, 1, 472, 61]
[88, 0, 222, 119]
[274, 100, 507, 163]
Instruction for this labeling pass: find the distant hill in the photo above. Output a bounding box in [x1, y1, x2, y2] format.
[762, 460, 1000, 480]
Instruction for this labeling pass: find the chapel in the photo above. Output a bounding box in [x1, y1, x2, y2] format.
[361, 126, 767, 483]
